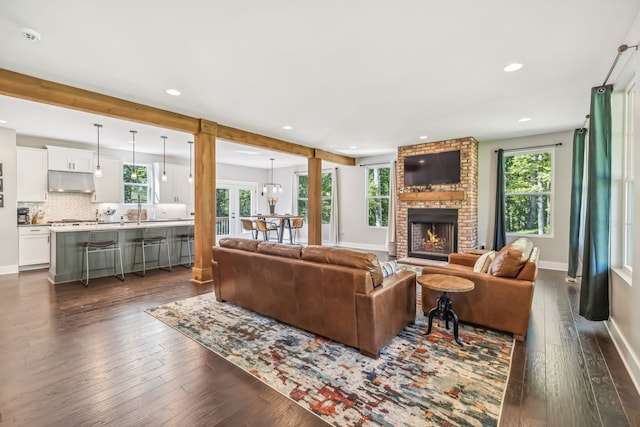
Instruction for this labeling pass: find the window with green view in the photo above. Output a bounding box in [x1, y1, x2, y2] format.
[123, 164, 150, 204]
[296, 172, 333, 224]
[366, 166, 390, 227]
[504, 150, 553, 235]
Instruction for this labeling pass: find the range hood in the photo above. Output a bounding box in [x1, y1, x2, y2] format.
[48, 171, 96, 193]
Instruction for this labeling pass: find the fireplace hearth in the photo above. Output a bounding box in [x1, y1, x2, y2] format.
[408, 208, 458, 260]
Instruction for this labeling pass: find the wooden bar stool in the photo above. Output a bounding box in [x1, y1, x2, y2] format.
[80, 230, 125, 287]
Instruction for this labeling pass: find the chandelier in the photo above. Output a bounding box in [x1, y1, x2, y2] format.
[263, 158, 282, 194]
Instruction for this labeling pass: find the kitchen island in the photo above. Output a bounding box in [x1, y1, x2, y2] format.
[48, 220, 194, 284]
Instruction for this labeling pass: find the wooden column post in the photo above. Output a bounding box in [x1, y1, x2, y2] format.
[307, 157, 322, 245]
[192, 119, 217, 284]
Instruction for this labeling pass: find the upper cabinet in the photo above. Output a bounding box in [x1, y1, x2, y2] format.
[47, 145, 94, 173]
[153, 163, 192, 204]
[93, 156, 123, 203]
[17, 147, 48, 202]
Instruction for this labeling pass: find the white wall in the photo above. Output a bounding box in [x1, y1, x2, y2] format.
[478, 130, 573, 270]
[608, 9, 640, 394]
[0, 128, 18, 274]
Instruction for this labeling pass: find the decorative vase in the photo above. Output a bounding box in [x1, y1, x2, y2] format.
[269, 205, 275, 214]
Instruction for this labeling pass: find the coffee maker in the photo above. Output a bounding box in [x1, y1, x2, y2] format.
[17, 207, 30, 225]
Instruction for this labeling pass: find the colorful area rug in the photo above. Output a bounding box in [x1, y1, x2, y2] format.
[146, 293, 513, 426]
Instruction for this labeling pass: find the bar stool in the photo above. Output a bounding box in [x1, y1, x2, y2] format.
[80, 230, 125, 287]
[241, 218, 258, 239]
[255, 219, 279, 241]
[177, 225, 194, 267]
[132, 228, 172, 276]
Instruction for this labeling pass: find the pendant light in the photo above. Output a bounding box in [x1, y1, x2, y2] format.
[161, 135, 168, 182]
[130, 130, 137, 180]
[94, 123, 103, 178]
[188, 141, 194, 183]
[263, 158, 282, 194]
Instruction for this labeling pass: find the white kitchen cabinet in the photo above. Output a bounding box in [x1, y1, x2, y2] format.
[19, 227, 51, 266]
[47, 145, 94, 173]
[153, 163, 192, 204]
[17, 147, 48, 202]
[93, 156, 123, 203]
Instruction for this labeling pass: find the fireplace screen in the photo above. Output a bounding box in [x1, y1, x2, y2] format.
[408, 208, 458, 260]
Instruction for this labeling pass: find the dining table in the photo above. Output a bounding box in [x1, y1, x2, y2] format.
[250, 214, 303, 244]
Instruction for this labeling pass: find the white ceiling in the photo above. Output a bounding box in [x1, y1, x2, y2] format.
[0, 1, 639, 169]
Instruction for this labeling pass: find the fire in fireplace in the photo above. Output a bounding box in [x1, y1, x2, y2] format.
[408, 208, 458, 261]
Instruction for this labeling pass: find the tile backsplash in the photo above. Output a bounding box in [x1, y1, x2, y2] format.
[18, 193, 190, 223]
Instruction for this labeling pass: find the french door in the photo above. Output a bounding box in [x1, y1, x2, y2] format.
[216, 181, 258, 242]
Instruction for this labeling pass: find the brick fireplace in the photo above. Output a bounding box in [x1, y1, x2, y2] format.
[397, 137, 478, 259]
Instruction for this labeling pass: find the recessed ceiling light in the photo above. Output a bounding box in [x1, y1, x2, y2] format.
[518, 117, 532, 122]
[166, 89, 181, 96]
[0, 119, 7, 124]
[282, 125, 293, 130]
[419, 135, 428, 140]
[235, 150, 259, 155]
[504, 63, 523, 72]
[349, 146, 357, 149]
[21, 27, 41, 42]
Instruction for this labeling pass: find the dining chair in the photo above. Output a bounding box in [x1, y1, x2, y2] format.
[255, 219, 279, 241]
[290, 217, 304, 244]
[241, 219, 258, 239]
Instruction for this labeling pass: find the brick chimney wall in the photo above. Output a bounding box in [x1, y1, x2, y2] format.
[397, 137, 479, 258]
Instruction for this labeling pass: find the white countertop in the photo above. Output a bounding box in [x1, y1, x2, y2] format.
[49, 220, 194, 233]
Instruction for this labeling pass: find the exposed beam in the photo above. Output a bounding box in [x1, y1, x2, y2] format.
[217, 124, 315, 158]
[314, 148, 356, 166]
[0, 68, 199, 133]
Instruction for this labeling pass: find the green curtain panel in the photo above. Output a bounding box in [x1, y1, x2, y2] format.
[580, 85, 612, 321]
[567, 129, 587, 278]
[492, 149, 506, 251]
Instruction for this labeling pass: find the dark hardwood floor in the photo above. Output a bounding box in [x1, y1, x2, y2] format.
[0, 266, 638, 426]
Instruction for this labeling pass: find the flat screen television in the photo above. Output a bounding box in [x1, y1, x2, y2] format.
[404, 150, 461, 186]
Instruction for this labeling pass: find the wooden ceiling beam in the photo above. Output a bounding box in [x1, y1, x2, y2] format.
[314, 148, 356, 166]
[216, 124, 315, 158]
[0, 68, 357, 165]
[0, 68, 200, 133]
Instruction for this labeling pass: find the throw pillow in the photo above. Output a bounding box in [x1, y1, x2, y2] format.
[488, 247, 526, 278]
[473, 251, 495, 273]
[380, 260, 398, 277]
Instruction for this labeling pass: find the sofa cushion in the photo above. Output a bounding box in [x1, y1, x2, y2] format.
[302, 246, 384, 286]
[219, 237, 260, 252]
[257, 242, 303, 259]
[473, 251, 495, 273]
[488, 238, 533, 278]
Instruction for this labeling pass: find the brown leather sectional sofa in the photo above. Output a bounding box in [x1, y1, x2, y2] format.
[211, 238, 416, 358]
[421, 238, 539, 341]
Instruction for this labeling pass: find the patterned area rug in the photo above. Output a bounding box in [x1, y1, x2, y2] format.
[146, 293, 513, 427]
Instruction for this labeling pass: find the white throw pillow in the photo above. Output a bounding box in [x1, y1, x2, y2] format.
[380, 260, 398, 277]
[473, 251, 495, 273]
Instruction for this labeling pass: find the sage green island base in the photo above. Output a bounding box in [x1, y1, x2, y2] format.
[48, 221, 194, 284]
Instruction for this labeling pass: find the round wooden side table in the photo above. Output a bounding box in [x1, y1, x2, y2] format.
[417, 273, 475, 345]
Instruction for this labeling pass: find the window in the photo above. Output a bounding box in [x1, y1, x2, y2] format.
[296, 172, 332, 224]
[623, 80, 635, 273]
[366, 166, 390, 227]
[123, 164, 150, 204]
[504, 149, 553, 235]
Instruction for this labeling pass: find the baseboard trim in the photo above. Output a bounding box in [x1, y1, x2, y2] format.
[337, 241, 389, 252]
[606, 318, 640, 396]
[0, 264, 19, 275]
[538, 261, 567, 271]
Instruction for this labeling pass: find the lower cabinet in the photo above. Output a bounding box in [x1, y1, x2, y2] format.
[19, 227, 51, 267]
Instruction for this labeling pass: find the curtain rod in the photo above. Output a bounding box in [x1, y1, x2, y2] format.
[359, 161, 393, 167]
[602, 44, 638, 87]
[494, 142, 562, 153]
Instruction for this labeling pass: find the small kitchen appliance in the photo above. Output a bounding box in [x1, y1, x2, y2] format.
[17, 207, 30, 225]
